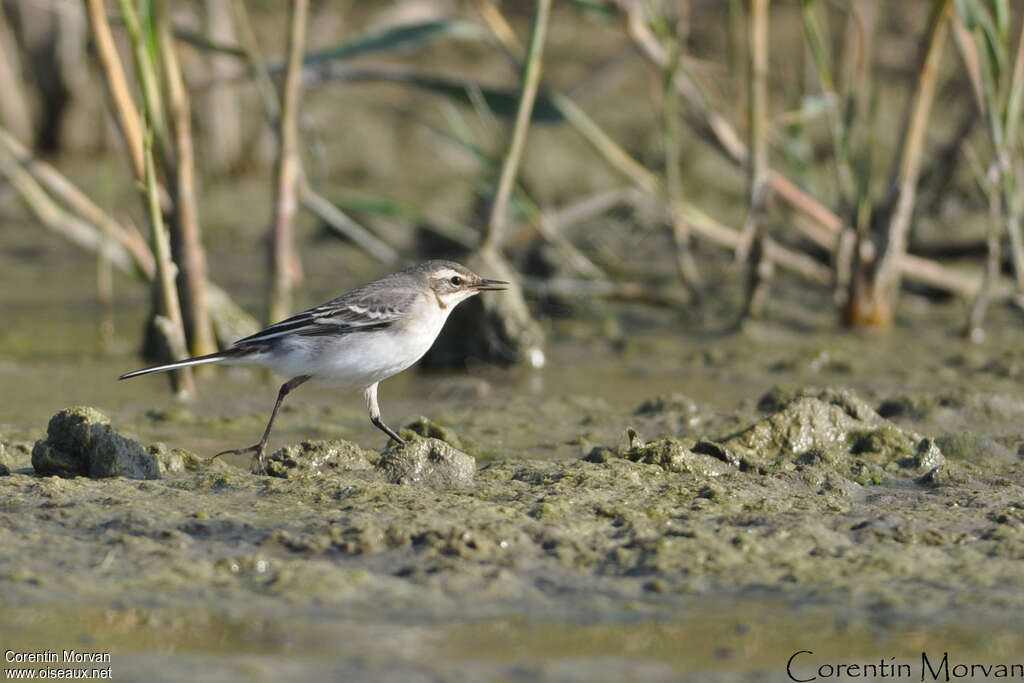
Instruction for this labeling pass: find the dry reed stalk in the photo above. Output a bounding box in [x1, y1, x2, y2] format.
[622, 2, 856, 246]
[0, 124, 155, 278]
[85, 0, 145, 180]
[857, 0, 952, 326]
[0, 125, 258, 347]
[268, 0, 309, 324]
[738, 0, 772, 321]
[455, 5, 604, 282]
[547, 188, 648, 233]
[661, 13, 703, 300]
[566, 10, 981, 300]
[116, 0, 172, 165]
[297, 183, 399, 265]
[0, 2, 32, 143]
[967, 164, 1002, 340]
[0, 148, 137, 273]
[997, 17, 1024, 297]
[481, 0, 551, 253]
[143, 124, 195, 397]
[674, 198, 832, 284]
[477, 0, 825, 287]
[156, 0, 216, 357]
[953, 4, 1024, 333]
[230, 0, 278, 117]
[225, 2, 398, 268]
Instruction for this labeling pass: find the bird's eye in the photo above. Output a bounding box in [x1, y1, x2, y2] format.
[450, 276, 463, 286]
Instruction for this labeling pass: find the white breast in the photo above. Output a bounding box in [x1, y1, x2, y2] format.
[266, 293, 451, 388]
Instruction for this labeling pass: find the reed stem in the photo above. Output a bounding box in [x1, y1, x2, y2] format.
[269, 0, 309, 324]
[143, 124, 195, 397]
[157, 0, 216, 357]
[481, 0, 551, 253]
[738, 0, 772, 321]
[861, 0, 951, 325]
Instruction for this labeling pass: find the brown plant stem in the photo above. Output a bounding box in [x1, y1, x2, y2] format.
[0, 148, 136, 273]
[860, 0, 951, 326]
[0, 125, 258, 346]
[115, 0, 172, 169]
[269, 0, 309, 324]
[84, 0, 145, 180]
[481, 0, 551, 253]
[738, 0, 772, 322]
[966, 165, 1002, 341]
[297, 181, 399, 265]
[999, 18, 1024, 297]
[480, 2, 975, 298]
[0, 124, 154, 278]
[0, 2, 32, 143]
[157, 0, 216, 357]
[143, 124, 194, 397]
[662, 30, 703, 300]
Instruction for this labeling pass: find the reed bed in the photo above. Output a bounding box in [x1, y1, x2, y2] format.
[0, 1, 1022, 391]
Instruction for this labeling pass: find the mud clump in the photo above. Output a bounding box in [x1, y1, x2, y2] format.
[378, 437, 475, 487]
[725, 390, 945, 484]
[756, 386, 879, 421]
[32, 407, 161, 479]
[596, 388, 947, 486]
[587, 431, 733, 477]
[266, 440, 376, 478]
[147, 442, 213, 476]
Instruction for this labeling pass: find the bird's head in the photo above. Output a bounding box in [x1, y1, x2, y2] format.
[421, 260, 508, 309]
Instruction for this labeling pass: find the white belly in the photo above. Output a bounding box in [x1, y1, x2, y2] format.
[258, 298, 448, 388]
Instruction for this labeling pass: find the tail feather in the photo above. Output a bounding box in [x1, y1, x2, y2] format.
[119, 351, 228, 380]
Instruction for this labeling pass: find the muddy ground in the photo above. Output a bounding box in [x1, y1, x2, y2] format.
[3, 253, 1024, 680]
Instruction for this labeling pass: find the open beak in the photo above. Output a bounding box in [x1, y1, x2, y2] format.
[475, 278, 509, 291]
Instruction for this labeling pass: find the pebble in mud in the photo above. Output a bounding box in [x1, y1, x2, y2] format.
[377, 437, 475, 487]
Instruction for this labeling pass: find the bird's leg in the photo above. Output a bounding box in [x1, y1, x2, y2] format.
[364, 382, 405, 446]
[211, 375, 311, 474]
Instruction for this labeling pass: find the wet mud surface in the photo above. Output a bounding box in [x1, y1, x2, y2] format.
[3, 305, 1024, 680]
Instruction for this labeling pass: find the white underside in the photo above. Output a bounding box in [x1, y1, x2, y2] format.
[227, 292, 455, 388]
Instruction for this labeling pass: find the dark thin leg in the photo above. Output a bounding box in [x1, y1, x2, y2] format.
[364, 382, 405, 446]
[211, 375, 311, 474]
[371, 415, 405, 445]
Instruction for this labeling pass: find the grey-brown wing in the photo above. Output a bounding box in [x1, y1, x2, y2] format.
[233, 285, 417, 346]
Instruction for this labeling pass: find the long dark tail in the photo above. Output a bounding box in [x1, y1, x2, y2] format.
[119, 350, 229, 380]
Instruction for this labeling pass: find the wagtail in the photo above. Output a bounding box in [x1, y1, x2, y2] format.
[120, 260, 508, 473]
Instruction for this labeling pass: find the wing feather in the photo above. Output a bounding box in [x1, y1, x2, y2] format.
[234, 283, 417, 347]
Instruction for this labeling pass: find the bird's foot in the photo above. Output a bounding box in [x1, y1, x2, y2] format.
[209, 443, 268, 475]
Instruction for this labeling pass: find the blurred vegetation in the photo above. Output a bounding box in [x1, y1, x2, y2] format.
[1, 0, 1023, 390]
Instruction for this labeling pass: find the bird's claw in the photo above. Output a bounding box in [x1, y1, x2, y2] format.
[208, 444, 268, 475]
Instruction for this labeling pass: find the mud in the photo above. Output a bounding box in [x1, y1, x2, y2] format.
[3, 346, 1024, 679]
